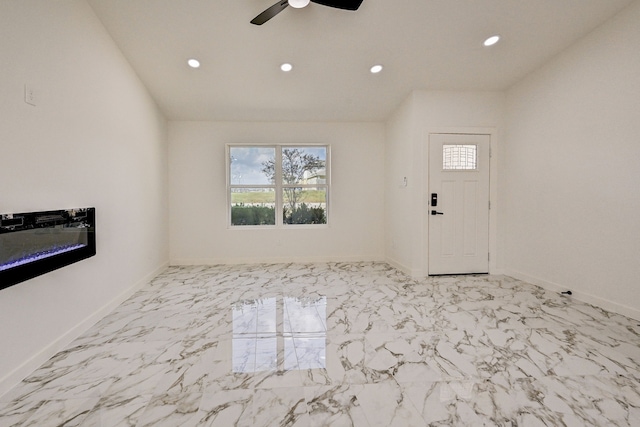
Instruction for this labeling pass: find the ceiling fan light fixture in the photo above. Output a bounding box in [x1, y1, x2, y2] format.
[288, 0, 310, 8]
[483, 35, 500, 47]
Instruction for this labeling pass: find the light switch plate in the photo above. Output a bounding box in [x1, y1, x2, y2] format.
[24, 84, 36, 106]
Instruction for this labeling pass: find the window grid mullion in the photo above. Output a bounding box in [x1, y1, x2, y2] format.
[281, 185, 328, 189]
[275, 145, 283, 225]
[230, 185, 276, 189]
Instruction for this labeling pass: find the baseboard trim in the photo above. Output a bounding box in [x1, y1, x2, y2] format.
[0, 261, 169, 399]
[170, 256, 385, 266]
[384, 257, 423, 277]
[505, 269, 640, 322]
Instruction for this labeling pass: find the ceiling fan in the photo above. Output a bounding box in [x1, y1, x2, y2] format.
[251, 0, 364, 25]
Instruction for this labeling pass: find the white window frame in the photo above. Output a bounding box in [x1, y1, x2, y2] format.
[226, 144, 330, 228]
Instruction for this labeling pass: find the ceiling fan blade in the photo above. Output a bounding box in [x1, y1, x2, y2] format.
[311, 0, 363, 11]
[251, 0, 290, 25]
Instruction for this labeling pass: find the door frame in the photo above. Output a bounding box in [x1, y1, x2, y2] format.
[423, 127, 499, 276]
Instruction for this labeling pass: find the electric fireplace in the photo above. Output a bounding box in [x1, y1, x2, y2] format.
[0, 207, 95, 290]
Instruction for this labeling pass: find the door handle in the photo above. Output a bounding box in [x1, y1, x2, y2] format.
[431, 210, 444, 215]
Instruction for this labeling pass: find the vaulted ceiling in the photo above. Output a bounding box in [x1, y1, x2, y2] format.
[86, 0, 634, 122]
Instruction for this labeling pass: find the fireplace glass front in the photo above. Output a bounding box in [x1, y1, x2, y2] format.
[0, 207, 95, 290]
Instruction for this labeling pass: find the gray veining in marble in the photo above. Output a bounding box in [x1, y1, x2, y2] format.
[1, 262, 640, 426]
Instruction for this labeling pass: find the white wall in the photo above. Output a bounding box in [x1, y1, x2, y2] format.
[384, 95, 419, 274]
[504, 0, 640, 318]
[169, 121, 384, 264]
[0, 0, 169, 395]
[385, 91, 505, 276]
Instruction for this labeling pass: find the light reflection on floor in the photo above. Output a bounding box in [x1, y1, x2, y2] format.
[231, 296, 327, 373]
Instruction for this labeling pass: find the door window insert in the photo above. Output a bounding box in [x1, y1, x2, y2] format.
[443, 144, 477, 170]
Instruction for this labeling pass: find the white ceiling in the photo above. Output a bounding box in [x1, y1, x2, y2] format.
[86, 0, 634, 122]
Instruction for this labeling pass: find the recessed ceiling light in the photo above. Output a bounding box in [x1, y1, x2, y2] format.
[187, 58, 200, 68]
[483, 35, 500, 47]
[280, 63, 293, 72]
[370, 64, 383, 74]
[288, 0, 310, 8]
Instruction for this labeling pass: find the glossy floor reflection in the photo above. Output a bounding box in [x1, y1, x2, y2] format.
[231, 296, 326, 373]
[1, 263, 640, 426]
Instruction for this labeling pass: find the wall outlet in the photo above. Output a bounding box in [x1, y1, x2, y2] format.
[24, 84, 37, 106]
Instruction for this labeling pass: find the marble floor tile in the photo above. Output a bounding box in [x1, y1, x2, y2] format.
[304, 384, 370, 427]
[2, 262, 640, 426]
[80, 393, 153, 427]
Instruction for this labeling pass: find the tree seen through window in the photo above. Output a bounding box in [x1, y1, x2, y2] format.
[228, 146, 328, 226]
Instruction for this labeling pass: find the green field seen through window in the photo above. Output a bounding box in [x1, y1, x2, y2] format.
[231, 190, 326, 204]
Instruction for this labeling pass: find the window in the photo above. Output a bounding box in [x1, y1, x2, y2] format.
[228, 145, 329, 226]
[443, 144, 477, 170]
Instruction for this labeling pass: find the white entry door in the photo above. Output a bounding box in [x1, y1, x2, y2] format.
[428, 134, 490, 275]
